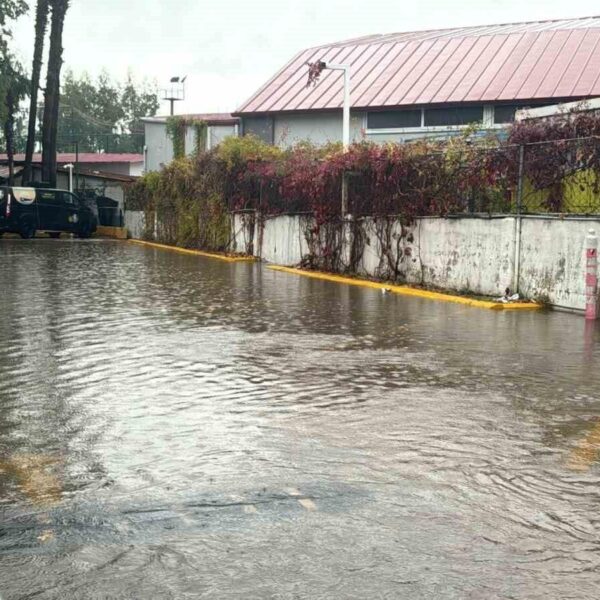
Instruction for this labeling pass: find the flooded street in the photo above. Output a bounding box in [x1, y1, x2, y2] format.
[1, 239, 600, 599]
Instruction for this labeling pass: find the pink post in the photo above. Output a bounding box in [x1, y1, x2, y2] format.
[585, 229, 598, 320]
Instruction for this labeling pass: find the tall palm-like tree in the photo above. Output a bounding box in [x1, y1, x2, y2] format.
[23, 0, 49, 185]
[2, 64, 28, 185]
[41, 0, 68, 186]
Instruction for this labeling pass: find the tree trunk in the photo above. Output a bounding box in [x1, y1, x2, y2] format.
[3, 88, 15, 185]
[23, 0, 49, 185]
[41, 0, 68, 187]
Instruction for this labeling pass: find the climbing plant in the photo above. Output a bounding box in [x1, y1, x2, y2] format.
[193, 119, 207, 156]
[131, 108, 600, 270]
[166, 115, 186, 159]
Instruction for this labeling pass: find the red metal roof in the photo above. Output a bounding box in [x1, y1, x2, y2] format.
[142, 113, 239, 126]
[0, 153, 143, 164]
[237, 16, 600, 114]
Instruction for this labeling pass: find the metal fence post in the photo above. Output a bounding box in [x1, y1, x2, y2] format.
[341, 172, 348, 217]
[513, 144, 524, 294]
[585, 229, 598, 320]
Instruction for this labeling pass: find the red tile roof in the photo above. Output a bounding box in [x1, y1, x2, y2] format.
[237, 16, 600, 114]
[0, 153, 143, 163]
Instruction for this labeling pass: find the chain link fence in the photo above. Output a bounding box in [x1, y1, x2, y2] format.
[248, 136, 600, 218]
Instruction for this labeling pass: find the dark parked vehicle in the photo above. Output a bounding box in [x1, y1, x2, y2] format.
[0, 186, 97, 239]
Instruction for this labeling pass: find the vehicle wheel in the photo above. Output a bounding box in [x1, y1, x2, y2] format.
[48, 232, 61, 239]
[77, 225, 92, 239]
[19, 219, 37, 240]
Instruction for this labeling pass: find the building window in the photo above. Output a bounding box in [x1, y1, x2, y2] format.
[242, 116, 274, 144]
[424, 106, 484, 127]
[367, 110, 422, 129]
[494, 105, 519, 124]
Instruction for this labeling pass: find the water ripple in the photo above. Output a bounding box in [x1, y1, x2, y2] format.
[1, 239, 600, 599]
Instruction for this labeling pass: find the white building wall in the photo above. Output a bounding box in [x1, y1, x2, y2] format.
[79, 162, 141, 176]
[146, 121, 238, 171]
[144, 121, 173, 172]
[184, 125, 196, 157]
[208, 125, 237, 149]
[128, 162, 144, 177]
[186, 124, 237, 152]
[273, 112, 366, 147]
[268, 108, 506, 146]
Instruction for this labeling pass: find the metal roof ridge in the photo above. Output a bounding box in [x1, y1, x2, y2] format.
[297, 15, 600, 51]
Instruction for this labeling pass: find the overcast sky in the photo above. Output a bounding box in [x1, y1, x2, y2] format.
[10, 0, 599, 115]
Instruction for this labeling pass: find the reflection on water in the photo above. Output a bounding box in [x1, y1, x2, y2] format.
[1, 238, 600, 599]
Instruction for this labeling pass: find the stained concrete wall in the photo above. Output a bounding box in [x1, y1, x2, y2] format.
[230, 212, 599, 312]
[259, 215, 309, 264]
[134, 211, 599, 311]
[518, 218, 600, 311]
[125, 210, 145, 239]
[357, 217, 516, 295]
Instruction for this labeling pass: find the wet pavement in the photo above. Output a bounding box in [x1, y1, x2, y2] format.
[1, 238, 600, 599]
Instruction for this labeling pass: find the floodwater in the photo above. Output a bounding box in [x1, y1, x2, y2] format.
[1, 239, 600, 600]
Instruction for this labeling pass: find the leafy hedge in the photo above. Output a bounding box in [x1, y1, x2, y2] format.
[128, 107, 600, 253]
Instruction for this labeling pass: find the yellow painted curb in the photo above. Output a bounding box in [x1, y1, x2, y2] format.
[267, 265, 542, 311]
[128, 239, 256, 263]
[96, 225, 128, 240]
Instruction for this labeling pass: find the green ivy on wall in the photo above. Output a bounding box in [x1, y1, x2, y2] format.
[166, 116, 186, 159]
[166, 117, 207, 158]
[193, 120, 207, 156]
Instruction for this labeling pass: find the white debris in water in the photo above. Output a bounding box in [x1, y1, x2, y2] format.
[298, 498, 317, 511]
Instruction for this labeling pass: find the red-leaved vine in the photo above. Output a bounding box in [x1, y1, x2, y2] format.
[128, 108, 600, 278]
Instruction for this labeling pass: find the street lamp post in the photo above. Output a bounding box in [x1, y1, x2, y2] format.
[64, 163, 74, 192]
[317, 63, 351, 215]
[323, 63, 351, 151]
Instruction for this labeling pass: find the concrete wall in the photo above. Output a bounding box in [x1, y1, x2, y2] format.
[134, 211, 598, 311]
[256, 215, 309, 265]
[231, 212, 599, 312]
[125, 210, 145, 239]
[357, 217, 516, 295]
[519, 218, 596, 311]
